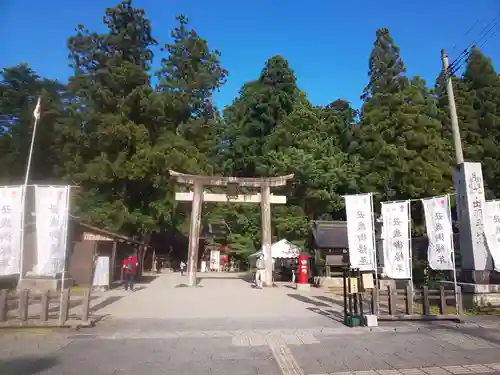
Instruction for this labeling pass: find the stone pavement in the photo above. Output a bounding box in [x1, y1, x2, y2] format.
[2, 272, 500, 375]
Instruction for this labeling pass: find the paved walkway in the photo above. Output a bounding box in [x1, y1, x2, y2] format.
[99, 272, 341, 319]
[2, 272, 500, 375]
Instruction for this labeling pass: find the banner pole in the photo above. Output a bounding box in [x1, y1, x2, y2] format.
[58, 186, 71, 326]
[447, 194, 459, 314]
[18, 185, 27, 284]
[407, 200, 414, 307]
[369, 193, 380, 315]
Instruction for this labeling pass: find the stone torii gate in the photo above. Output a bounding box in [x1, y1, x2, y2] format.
[170, 170, 294, 287]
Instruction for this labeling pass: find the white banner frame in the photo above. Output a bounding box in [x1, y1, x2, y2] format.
[422, 195, 455, 271]
[381, 200, 412, 280]
[345, 193, 377, 271]
[34, 186, 70, 276]
[422, 194, 458, 312]
[484, 200, 500, 272]
[0, 186, 24, 276]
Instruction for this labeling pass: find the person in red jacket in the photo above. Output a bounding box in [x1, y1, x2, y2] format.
[122, 254, 139, 292]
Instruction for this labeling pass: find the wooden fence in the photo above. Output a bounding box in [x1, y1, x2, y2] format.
[372, 285, 463, 318]
[0, 288, 92, 327]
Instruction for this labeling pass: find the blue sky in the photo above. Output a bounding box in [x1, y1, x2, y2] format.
[1, 0, 499, 110]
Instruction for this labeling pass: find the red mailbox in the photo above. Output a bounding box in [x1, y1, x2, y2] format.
[297, 252, 309, 285]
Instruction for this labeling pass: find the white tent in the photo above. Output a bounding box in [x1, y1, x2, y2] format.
[250, 239, 301, 259]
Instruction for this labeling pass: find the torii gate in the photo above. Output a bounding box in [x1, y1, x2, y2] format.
[170, 170, 294, 287]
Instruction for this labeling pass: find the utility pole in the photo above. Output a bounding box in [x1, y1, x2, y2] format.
[441, 49, 464, 165]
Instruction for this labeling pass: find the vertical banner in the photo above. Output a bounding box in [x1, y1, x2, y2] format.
[345, 193, 376, 271]
[422, 195, 454, 270]
[0, 186, 24, 275]
[381, 201, 411, 279]
[484, 201, 500, 272]
[35, 186, 70, 276]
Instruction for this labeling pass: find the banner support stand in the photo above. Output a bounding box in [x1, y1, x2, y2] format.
[407, 200, 414, 307]
[369, 193, 380, 315]
[58, 186, 71, 326]
[447, 194, 459, 314]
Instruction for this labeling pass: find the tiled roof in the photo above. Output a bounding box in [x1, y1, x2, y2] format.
[310, 220, 349, 249]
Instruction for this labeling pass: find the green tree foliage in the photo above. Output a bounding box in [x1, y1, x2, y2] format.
[223, 55, 299, 176]
[62, 1, 215, 236]
[356, 28, 452, 204]
[0, 64, 67, 183]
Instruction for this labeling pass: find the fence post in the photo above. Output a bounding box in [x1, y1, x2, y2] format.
[422, 286, 430, 315]
[81, 288, 91, 321]
[59, 289, 70, 324]
[40, 290, 49, 322]
[457, 286, 464, 315]
[371, 286, 379, 316]
[18, 289, 29, 322]
[387, 285, 395, 315]
[405, 283, 414, 315]
[439, 286, 446, 315]
[0, 289, 8, 321]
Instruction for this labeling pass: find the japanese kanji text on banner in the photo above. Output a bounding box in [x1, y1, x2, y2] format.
[381, 201, 411, 279]
[484, 200, 500, 272]
[345, 193, 376, 271]
[0, 186, 24, 276]
[35, 186, 70, 276]
[422, 195, 454, 270]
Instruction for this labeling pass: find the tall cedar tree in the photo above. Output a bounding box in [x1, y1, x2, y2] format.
[64, 1, 210, 235]
[223, 56, 299, 177]
[356, 28, 452, 202]
[0, 64, 67, 184]
[156, 15, 228, 164]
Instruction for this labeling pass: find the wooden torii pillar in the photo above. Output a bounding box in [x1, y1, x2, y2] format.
[170, 170, 294, 287]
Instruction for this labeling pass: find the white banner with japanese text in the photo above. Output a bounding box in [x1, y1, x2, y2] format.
[422, 195, 454, 270]
[35, 186, 70, 276]
[484, 200, 500, 272]
[345, 193, 376, 271]
[381, 201, 411, 279]
[0, 186, 24, 275]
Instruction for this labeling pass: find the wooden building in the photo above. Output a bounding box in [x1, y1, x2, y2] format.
[308, 220, 349, 277]
[68, 218, 151, 287]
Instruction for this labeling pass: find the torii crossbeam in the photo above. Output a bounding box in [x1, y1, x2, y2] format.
[170, 170, 294, 287]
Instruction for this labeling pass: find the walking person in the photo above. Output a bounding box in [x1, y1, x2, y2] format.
[180, 260, 186, 276]
[255, 253, 265, 289]
[122, 253, 138, 292]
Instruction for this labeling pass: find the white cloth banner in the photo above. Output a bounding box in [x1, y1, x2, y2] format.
[422, 195, 454, 270]
[345, 193, 376, 271]
[381, 201, 411, 279]
[35, 186, 70, 276]
[484, 201, 500, 272]
[0, 186, 24, 275]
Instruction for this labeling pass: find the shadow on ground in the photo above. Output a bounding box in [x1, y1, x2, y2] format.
[287, 293, 345, 323]
[90, 296, 124, 313]
[415, 319, 500, 347]
[0, 356, 58, 375]
[138, 275, 158, 284]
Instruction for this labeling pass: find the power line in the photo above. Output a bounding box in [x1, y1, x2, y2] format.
[446, 10, 500, 77]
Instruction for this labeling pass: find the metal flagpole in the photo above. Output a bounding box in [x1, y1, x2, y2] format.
[58, 186, 71, 325]
[19, 98, 41, 285]
[447, 194, 459, 314]
[369, 193, 380, 314]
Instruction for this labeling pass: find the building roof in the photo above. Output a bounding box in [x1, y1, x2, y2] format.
[310, 220, 349, 249]
[71, 216, 151, 248]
